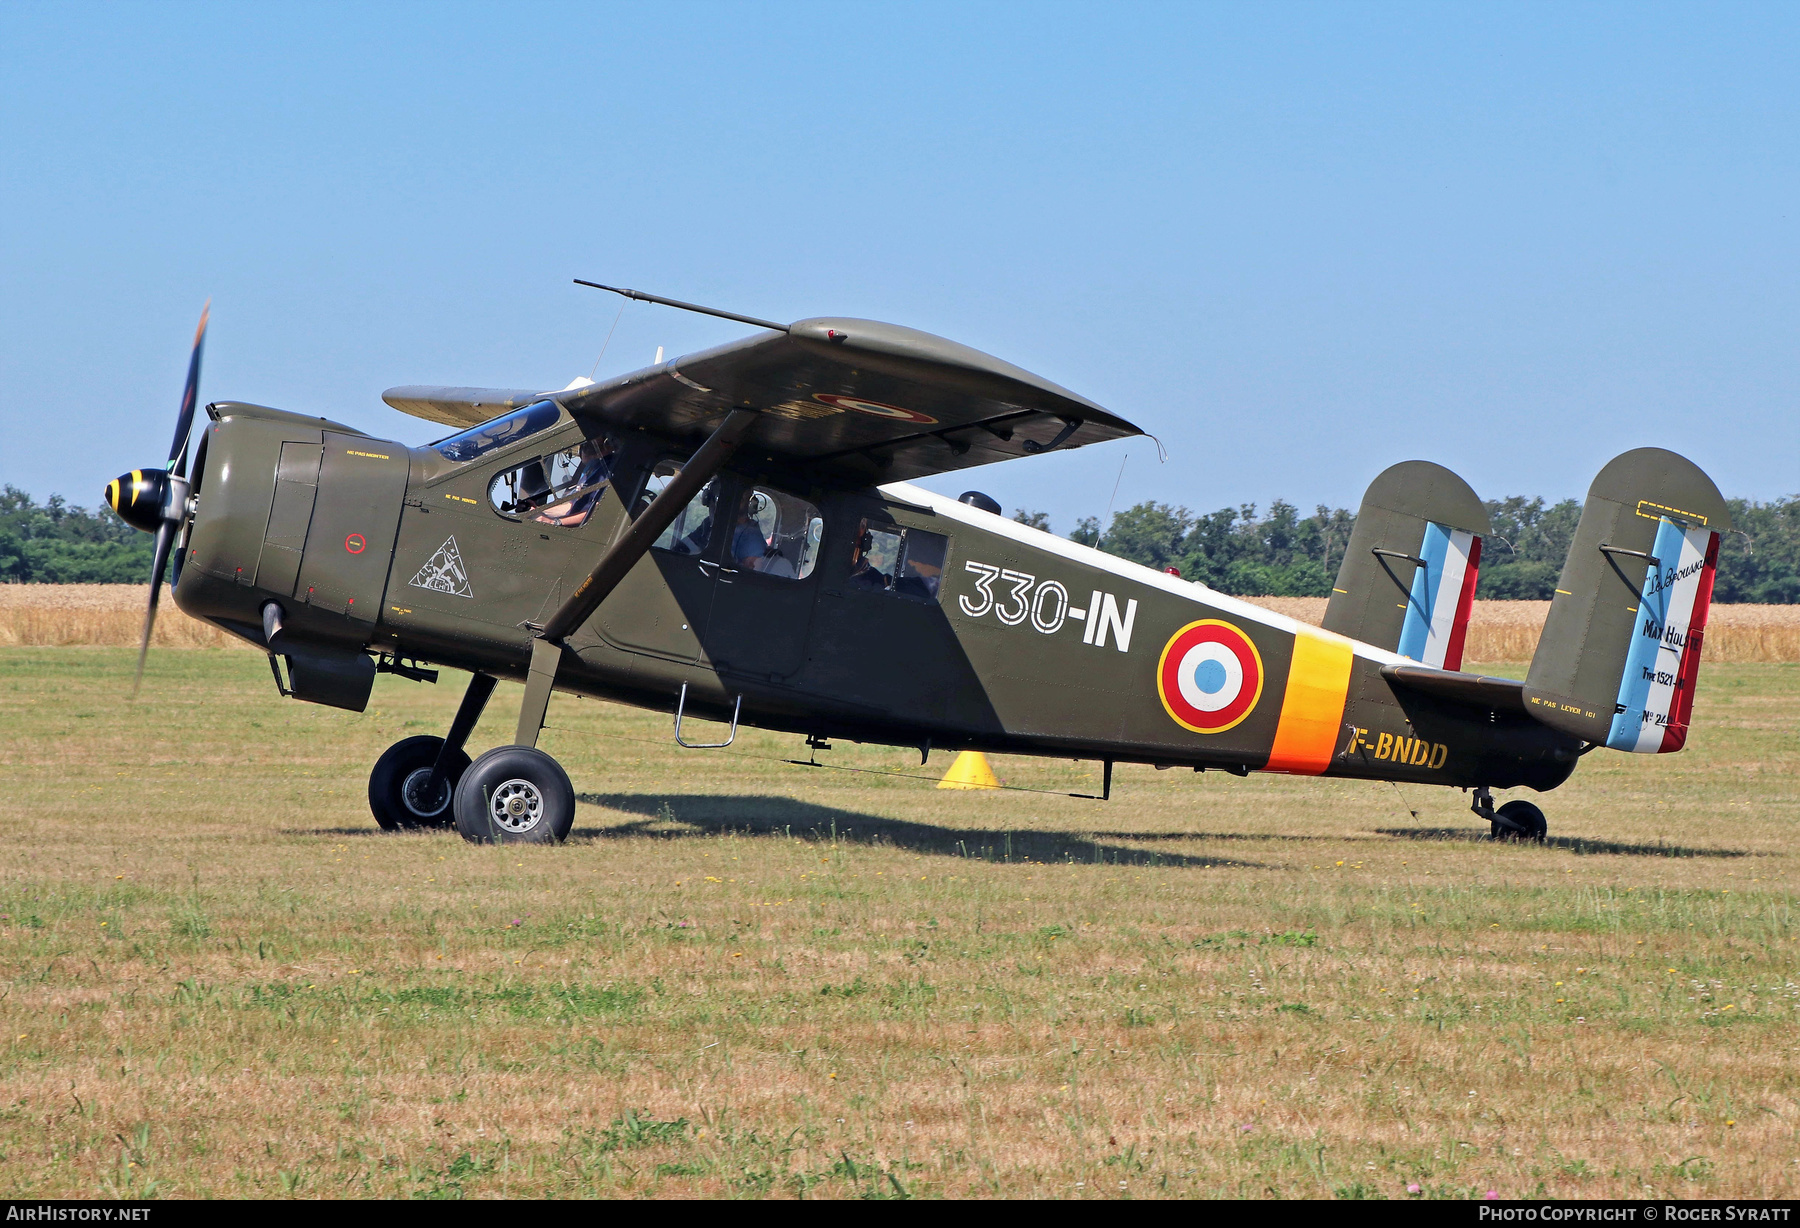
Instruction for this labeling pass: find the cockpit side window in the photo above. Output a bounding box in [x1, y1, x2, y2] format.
[487, 434, 617, 527]
[433, 401, 561, 463]
[847, 519, 948, 602]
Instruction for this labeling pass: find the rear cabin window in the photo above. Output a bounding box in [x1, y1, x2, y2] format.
[728, 486, 823, 580]
[433, 401, 561, 463]
[487, 435, 616, 526]
[848, 518, 948, 602]
[638, 460, 718, 555]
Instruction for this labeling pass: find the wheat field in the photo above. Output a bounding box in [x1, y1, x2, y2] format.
[7, 585, 1798, 664]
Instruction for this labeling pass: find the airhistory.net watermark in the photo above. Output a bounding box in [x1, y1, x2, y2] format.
[4, 1209, 151, 1222]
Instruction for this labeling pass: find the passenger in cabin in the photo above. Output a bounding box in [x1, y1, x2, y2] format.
[731, 502, 771, 571]
[848, 520, 892, 591]
[894, 556, 941, 600]
[535, 437, 614, 528]
[675, 484, 717, 555]
[892, 529, 947, 601]
[760, 547, 799, 579]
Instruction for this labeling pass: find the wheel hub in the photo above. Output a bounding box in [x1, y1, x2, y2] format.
[489, 778, 543, 833]
[400, 766, 451, 819]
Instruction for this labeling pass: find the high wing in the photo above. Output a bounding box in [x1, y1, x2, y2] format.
[383, 316, 1142, 483]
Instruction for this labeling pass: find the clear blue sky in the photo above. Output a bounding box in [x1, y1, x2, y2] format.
[3, 2, 1796, 530]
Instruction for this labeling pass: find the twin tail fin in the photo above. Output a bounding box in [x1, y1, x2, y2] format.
[1523, 448, 1729, 754]
[1323, 460, 1490, 671]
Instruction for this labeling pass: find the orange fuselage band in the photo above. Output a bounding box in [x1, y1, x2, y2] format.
[1264, 628, 1354, 775]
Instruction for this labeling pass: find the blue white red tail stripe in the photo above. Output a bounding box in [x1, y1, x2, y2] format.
[1607, 518, 1720, 753]
[1397, 522, 1481, 671]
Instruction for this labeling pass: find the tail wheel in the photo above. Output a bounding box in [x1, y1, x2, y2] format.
[452, 745, 575, 845]
[369, 736, 470, 831]
[1493, 799, 1547, 842]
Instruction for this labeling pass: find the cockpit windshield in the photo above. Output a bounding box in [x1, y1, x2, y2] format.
[432, 401, 561, 463]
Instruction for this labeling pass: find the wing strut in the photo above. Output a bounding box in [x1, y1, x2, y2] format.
[512, 408, 760, 749]
[541, 408, 760, 641]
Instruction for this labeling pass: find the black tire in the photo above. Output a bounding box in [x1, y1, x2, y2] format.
[1493, 799, 1547, 842]
[452, 745, 575, 845]
[369, 736, 470, 831]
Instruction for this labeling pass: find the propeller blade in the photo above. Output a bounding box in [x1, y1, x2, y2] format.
[132, 519, 178, 699]
[167, 301, 210, 479]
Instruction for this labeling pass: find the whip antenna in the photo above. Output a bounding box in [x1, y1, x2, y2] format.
[574, 280, 788, 333]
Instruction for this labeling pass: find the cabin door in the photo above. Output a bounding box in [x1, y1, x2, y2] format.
[700, 481, 824, 680]
[594, 459, 720, 665]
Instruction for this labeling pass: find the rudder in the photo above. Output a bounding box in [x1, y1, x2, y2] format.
[1523, 448, 1730, 753]
[1323, 460, 1490, 669]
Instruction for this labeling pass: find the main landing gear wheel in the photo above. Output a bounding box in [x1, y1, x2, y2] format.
[1493, 799, 1547, 843]
[369, 736, 470, 831]
[452, 745, 575, 845]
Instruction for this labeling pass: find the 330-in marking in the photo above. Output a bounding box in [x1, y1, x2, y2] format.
[958, 560, 1137, 650]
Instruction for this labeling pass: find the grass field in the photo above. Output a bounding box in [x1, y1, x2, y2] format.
[3, 644, 1799, 1199]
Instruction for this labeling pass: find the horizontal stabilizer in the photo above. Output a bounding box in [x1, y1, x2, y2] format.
[382, 386, 547, 428]
[1381, 663, 1527, 714]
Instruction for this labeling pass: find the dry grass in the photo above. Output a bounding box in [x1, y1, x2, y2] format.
[0, 584, 242, 649]
[3, 647, 1799, 1199]
[9, 587, 1798, 663]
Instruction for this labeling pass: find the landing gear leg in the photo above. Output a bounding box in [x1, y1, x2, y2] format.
[438, 672, 497, 774]
[451, 641, 575, 844]
[513, 639, 561, 749]
[368, 672, 494, 831]
[1473, 787, 1547, 842]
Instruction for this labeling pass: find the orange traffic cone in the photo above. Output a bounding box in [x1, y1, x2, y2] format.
[937, 750, 1000, 790]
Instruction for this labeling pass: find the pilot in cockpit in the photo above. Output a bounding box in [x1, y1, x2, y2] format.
[535, 437, 614, 528]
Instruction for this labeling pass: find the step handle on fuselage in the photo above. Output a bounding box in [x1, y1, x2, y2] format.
[1522, 447, 1730, 754]
[1322, 460, 1490, 670]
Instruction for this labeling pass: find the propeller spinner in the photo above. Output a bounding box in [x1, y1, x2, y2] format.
[105, 302, 209, 697]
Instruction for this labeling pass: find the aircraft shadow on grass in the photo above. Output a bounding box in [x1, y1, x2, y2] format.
[1090, 827, 1754, 860]
[1373, 827, 1751, 859]
[288, 817, 1747, 862]
[572, 793, 1258, 869]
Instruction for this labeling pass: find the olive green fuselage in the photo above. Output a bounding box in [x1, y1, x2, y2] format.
[173, 404, 1580, 794]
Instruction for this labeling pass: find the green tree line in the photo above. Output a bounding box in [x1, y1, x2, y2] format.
[1024, 494, 1800, 603]
[1, 487, 153, 583]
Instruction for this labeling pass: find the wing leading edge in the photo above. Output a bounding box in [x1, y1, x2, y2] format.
[383, 316, 1142, 483]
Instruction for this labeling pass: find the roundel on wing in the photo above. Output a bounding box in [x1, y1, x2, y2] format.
[813, 393, 938, 425]
[1157, 620, 1265, 734]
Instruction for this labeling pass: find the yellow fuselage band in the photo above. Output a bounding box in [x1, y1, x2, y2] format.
[1265, 628, 1354, 775]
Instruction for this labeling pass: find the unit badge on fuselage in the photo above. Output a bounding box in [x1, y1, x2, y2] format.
[411, 536, 474, 598]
